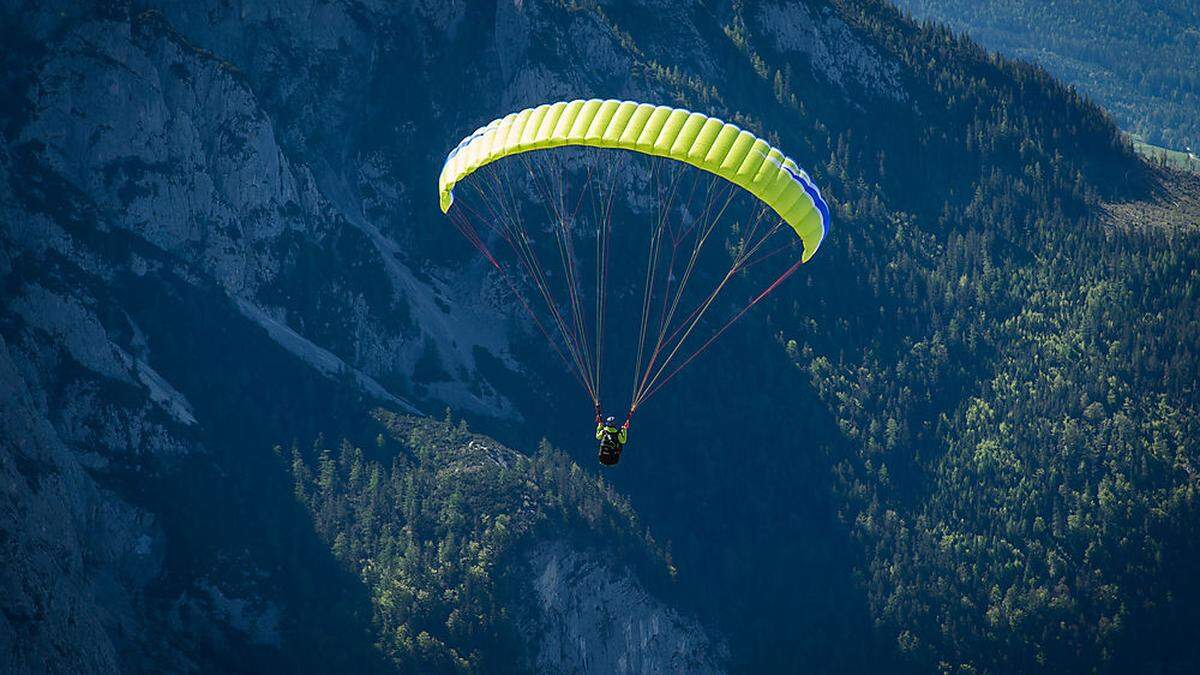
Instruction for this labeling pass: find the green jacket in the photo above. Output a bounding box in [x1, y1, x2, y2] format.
[596, 423, 628, 445]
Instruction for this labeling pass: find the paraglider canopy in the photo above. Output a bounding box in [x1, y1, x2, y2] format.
[440, 98, 830, 414]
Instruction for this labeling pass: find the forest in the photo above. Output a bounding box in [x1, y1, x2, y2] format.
[287, 411, 676, 672]
[287, 1, 1200, 671]
[894, 0, 1200, 153]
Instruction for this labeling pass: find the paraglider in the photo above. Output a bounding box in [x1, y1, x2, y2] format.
[595, 412, 629, 466]
[438, 99, 830, 463]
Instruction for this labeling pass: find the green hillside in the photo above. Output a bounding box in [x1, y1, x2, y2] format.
[894, 0, 1200, 153]
[286, 411, 673, 672]
[535, 2, 1200, 670]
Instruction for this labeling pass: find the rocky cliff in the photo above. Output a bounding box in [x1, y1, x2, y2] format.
[1, 1, 746, 671]
[521, 542, 724, 674]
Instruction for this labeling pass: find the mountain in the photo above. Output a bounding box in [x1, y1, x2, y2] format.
[2, 0, 1198, 673]
[287, 411, 723, 673]
[892, 0, 1200, 154]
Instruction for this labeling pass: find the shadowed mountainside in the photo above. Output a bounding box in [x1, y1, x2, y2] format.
[2, 0, 1198, 673]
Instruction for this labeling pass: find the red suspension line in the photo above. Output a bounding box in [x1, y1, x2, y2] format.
[633, 206, 789, 408]
[632, 180, 740, 404]
[643, 177, 737, 369]
[640, 257, 805, 403]
[631, 158, 685, 399]
[531, 155, 600, 393]
[451, 203, 593, 397]
[480, 167, 598, 400]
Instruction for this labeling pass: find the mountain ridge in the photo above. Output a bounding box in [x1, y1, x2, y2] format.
[1, 0, 1197, 672]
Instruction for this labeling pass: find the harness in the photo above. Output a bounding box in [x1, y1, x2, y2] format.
[596, 406, 630, 466]
[599, 426, 622, 448]
[598, 425, 623, 466]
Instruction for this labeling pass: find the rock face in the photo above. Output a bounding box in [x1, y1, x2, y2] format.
[0, 335, 126, 674]
[521, 543, 724, 674]
[755, 1, 906, 103]
[7, 0, 845, 670]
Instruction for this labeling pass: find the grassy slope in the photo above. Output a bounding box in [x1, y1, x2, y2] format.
[1132, 138, 1200, 174]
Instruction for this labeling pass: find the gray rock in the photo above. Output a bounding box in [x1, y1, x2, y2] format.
[521, 542, 726, 674]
